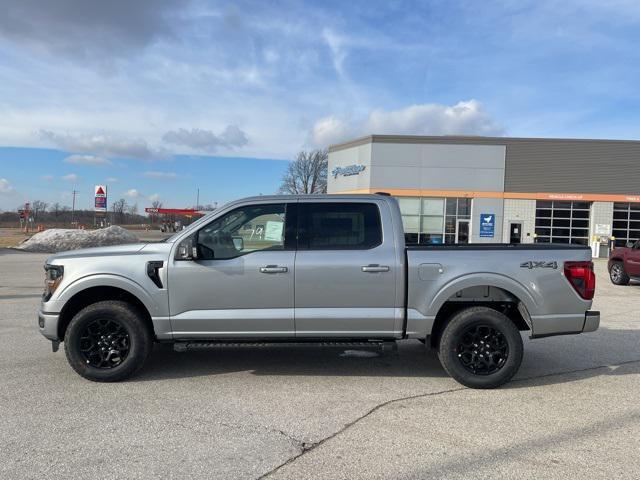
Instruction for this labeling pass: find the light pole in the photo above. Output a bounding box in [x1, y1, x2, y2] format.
[71, 189, 78, 227]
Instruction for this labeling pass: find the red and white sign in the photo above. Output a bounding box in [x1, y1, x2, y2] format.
[144, 207, 204, 216]
[95, 185, 107, 212]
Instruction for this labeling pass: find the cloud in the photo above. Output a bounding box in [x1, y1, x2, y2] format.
[0, 0, 184, 61]
[143, 171, 177, 180]
[64, 154, 111, 166]
[148, 193, 161, 202]
[39, 130, 167, 161]
[162, 126, 249, 152]
[0, 178, 14, 193]
[322, 28, 348, 77]
[126, 189, 140, 198]
[61, 173, 78, 182]
[41, 174, 54, 181]
[311, 100, 505, 146]
[311, 116, 353, 147]
[106, 177, 118, 183]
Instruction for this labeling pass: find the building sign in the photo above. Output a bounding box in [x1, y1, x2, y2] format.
[479, 213, 495, 238]
[331, 164, 366, 178]
[94, 185, 107, 213]
[595, 224, 611, 235]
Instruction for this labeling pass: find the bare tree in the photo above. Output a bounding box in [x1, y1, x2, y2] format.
[31, 200, 48, 221]
[149, 200, 163, 224]
[51, 202, 62, 218]
[127, 203, 138, 217]
[60, 205, 71, 221]
[112, 198, 128, 224]
[279, 149, 328, 194]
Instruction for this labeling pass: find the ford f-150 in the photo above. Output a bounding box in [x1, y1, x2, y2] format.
[38, 194, 599, 388]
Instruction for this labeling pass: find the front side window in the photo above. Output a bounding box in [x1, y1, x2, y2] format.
[197, 204, 286, 259]
[298, 202, 382, 250]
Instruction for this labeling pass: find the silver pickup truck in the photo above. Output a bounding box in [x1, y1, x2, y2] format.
[38, 194, 599, 388]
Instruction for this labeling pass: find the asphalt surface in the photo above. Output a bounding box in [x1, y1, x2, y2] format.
[1, 249, 639, 479]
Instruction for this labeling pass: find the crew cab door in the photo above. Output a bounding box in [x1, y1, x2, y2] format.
[168, 202, 296, 338]
[294, 200, 400, 338]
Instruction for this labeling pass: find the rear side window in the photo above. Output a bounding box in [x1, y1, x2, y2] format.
[298, 203, 382, 250]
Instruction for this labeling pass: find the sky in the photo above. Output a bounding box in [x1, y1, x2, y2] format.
[1, 0, 639, 211]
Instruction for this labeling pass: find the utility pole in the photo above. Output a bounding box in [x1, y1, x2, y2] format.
[71, 189, 77, 227]
[196, 187, 200, 210]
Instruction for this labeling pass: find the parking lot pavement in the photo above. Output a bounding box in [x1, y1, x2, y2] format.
[0, 250, 639, 479]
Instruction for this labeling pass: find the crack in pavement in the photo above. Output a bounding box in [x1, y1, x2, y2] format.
[171, 416, 309, 452]
[218, 421, 308, 450]
[257, 357, 640, 479]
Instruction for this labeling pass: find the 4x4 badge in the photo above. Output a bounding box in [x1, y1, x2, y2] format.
[520, 261, 558, 269]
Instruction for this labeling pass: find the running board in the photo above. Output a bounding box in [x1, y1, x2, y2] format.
[173, 340, 398, 353]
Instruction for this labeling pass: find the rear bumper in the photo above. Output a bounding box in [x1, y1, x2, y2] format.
[583, 310, 600, 333]
[38, 310, 60, 341]
[530, 310, 599, 338]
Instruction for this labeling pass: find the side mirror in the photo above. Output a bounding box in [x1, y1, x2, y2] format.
[176, 235, 198, 260]
[626, 241, 635, 248]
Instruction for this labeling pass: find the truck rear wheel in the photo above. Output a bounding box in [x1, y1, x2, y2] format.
[438, 306, 523, 389]
[64, 300, 153, 382]
[609, 261, 630, 285]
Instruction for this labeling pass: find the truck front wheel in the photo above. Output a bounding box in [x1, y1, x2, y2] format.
[64, 300, 153, 382]
[438, 307, 523, 389]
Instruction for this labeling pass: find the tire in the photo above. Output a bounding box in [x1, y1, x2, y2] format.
[64, 300, 153, 382]
[609, 261, 630, 286]
[438, 306, 523, 389]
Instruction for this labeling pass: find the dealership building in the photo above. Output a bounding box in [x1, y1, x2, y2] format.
[327, 135, 640, 256]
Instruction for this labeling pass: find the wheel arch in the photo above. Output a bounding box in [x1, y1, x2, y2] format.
[57, 286, 154, 341]
[427, 279, 533, 349]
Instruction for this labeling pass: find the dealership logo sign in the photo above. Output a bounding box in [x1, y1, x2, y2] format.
[331, 164, 366, 178]
[479, 213, 495, 238]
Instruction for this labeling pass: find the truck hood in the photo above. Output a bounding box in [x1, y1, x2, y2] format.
[46, 243, 162, 263]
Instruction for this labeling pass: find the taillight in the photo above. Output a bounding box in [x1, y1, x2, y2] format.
[564, 261, 595, 300]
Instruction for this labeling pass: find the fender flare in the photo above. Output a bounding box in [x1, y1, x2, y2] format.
[56, 274, 161, 317]
[427, 272, 539, 318]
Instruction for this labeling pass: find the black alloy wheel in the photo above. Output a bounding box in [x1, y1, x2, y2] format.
[437, 306, 523, 389]
[79, 318, 131, 369]
[455, 324, 509, 375]
[64, 300, 153, 382]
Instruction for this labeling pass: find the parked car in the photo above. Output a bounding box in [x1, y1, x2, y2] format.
[38, 194, 599, 389]
[608, 240, 640, 285]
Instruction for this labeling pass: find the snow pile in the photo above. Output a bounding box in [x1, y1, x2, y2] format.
[17, 226, 140, 253]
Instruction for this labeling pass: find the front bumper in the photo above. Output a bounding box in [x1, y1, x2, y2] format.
[38, 310, 60, 341]
[583, 310, 600, 333]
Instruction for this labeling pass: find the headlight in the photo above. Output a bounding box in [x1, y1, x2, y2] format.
[43, 265, 64, 301]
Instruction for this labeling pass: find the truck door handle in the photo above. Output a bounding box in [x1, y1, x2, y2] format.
[361, 265, 390, 273]
[260, 265, 288, 274]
